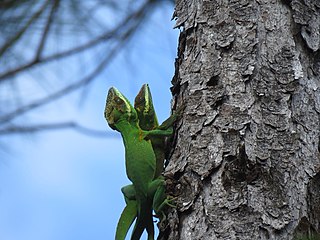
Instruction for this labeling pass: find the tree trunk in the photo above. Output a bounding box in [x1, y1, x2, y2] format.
[161, 1, 320, 239]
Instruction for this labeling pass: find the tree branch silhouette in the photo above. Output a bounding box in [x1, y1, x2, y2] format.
[0, 0, 156, 81]
[0, 0, 171, 136]
[0, 121, 117, 138]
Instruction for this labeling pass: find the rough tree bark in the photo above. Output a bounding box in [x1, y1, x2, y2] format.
[160, 1, 320, 239]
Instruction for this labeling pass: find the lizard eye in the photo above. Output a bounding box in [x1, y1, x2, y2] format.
[115, 96, 121, 104]
[114, 96, 126, 110]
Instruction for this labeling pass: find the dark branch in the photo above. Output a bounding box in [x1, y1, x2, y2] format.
[35, 0, 60, 60]
[0, 122, 118, 138]
[0, 0, 167, 138]
[0, 0, 154, 125]
[0, 37, 123, 124]
[0, 0, 50, 58]
[0, 0, 156, 81]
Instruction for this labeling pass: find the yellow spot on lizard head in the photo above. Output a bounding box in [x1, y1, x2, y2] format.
[143, 84, 151, 115]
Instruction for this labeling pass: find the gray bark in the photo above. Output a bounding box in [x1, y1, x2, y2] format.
[160, 0, 320, 239]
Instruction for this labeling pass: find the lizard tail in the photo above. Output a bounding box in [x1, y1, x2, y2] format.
[146, 208, 155, 240]
[131, 199, 154, 240]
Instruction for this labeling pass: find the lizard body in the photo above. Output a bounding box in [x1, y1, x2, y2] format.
[134, 84, 180, 178]
[105, 87, 173, 240]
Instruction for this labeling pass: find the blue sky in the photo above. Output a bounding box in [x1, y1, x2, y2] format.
[0, 3, 178, 240]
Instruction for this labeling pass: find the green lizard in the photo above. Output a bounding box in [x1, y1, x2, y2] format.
[134, 83, 177, 178]
[115, 84, 179, 239]
[105, 86, 174, 240]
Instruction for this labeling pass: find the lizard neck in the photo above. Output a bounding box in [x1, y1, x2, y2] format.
[115, 119, 139, 137]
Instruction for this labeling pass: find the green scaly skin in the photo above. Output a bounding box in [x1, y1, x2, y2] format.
[135, 84, 181, 219]
[135, 83, 181, 179]
[134, 84, 165, 179]
[105, 87, 173, 240]
[115, 84, 179, 239]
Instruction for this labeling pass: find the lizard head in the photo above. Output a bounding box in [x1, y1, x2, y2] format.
[104, 87, 137, 130]
[134, 84, 158, 130]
